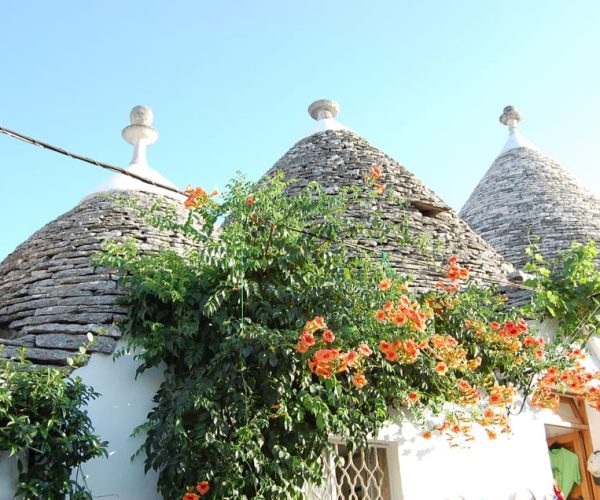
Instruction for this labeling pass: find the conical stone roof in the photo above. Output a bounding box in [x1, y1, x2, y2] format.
[263, 100, 513, 293]
[0, 106, 194, 366]
[0, 193, 192, 366]
[460, 106, 600, 269]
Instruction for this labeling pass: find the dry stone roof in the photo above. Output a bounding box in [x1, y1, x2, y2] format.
[460, 144, 600, 270]
[264, 128, 513, 293]
[0, 192, 192, 366]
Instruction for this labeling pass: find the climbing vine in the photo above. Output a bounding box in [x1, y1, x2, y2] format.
[97, 171, 600, 499]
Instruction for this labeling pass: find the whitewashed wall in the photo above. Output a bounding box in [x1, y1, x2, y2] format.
[378, 408, 555, 500]
[0, 451, 19, 500]
[2, 332, 600, 499]
[374, 324, 600, 500]
[0, 345, 163, 499]
[587, 402, 600, 451]
[71, 344, 164, 499]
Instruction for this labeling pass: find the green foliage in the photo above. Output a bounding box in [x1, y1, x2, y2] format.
[97, 175, 414, 498]
[0, 353, 107, 499]
[523, 240, 600, 344]
[97, 174, 598, 499]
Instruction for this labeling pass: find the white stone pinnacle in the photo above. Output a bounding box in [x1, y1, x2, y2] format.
[84, 105, 181, 200]
[122, 105, 159, 167]
[305, 99, 351, 137]
[499, 105, 522, 132]
[498, 105, 537, 155]
[308, 99, 340, 120]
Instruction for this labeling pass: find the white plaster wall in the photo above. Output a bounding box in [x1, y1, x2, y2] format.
[0, 451, 19, 500]
[71, 344, 164, 499]
[584, 337, 600, 454]
[587, 401, 600, 452]
[379, 410, 555, 500]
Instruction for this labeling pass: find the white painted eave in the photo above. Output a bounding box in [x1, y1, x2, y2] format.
[305, 98, 353, 137]
[306, 117, 352, 137]
[499, 130, 538, 155]
[85, 163, 183, 201]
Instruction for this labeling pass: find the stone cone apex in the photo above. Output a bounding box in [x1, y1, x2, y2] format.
[86, 105, 181, 200]
[263, 101, 513, 293]
[461, 106, 600, 269]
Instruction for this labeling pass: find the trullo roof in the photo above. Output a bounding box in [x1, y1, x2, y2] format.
[0, 106, 192, 366]
[460, 106, 600, 269]
[263, 99, 513, 293]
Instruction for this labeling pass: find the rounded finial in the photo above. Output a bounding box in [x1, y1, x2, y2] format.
[499, 106, 523, 128]
[122, 105, 159, 165]
[130, 105, 154, 126]
[308, 99, 340, 120]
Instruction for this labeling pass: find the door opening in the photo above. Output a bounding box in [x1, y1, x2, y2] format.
[545, 395, 598, 500]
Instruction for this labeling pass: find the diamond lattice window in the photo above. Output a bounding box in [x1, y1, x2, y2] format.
[305, 441, 392, 500]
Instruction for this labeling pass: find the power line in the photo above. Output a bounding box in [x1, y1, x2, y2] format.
[0, 124, 532, 291]
[0, 125, 186, 197]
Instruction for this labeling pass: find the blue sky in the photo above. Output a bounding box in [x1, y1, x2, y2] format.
[1, 1, 599, 260]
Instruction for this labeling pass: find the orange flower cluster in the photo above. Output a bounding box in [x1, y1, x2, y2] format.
[295, 316, 328, 353]
[378, 278, 392, 291]
[428, 334, 475, 373]
[427, 296, 460, 315]
[424, 406, 511, 443]
[456, 379, 480, 406]
[369, 165, 382, 180]
[435, 256, 469, 292]
[373, 295, 429, 333]
[378, 338, 423, 364]
[183, 186, 219, 209]
[372, 259, 535, 443]
[498, 319, 529, 337]
[586, 387, 600, 411]
[532, 355, 600, 411]
[295, 317, 372, 388]
[531, 384, 560, 411]
[465, 318, 536, 361]
[182, 481, 210, 499]
[295, 257, 599, 445]
[487, 384, 517, 407]
[476, 407, 510, 436]
[307, 348, 356, 378]
[426, 416, 477, 442]
[366, 165, 385, 194]
[447, 256, 469, 281]
[352, 373, 368, 389]
[407, 391, 420, 404]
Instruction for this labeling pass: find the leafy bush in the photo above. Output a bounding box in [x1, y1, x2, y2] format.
[0, 353, 107, 499]
[524, 240, 600, 344]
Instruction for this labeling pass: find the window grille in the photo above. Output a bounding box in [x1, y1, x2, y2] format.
[305, 441, 392, 500]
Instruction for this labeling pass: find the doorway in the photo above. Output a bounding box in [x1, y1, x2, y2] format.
[545, 395, 599, 500]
